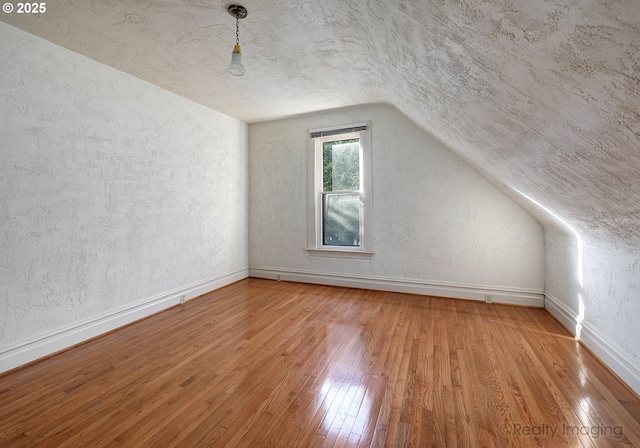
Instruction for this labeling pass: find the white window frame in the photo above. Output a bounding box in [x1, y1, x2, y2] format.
[306, 122, 373, 259]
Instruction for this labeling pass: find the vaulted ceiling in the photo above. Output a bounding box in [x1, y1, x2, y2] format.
[3, 0, 639, 247]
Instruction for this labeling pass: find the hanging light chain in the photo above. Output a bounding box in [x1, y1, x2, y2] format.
[235, 16, 240, 45]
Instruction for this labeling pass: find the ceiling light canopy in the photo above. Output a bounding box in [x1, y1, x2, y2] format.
[227, 4, 247, 77]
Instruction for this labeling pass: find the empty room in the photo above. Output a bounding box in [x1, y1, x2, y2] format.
[1, 0, 639, 447]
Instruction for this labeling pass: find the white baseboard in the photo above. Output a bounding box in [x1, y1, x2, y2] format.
[545, 293, 640, 396]
[249, 267, 544, 307]
[543, 293, 580, 336]
[0, 269, 248, 375]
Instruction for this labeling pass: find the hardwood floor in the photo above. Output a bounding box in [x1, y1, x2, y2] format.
[1, 279, 639, 447]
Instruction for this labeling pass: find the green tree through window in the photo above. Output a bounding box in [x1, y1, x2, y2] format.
[323, 139, 359, 192]
[322, 138, 360, 246]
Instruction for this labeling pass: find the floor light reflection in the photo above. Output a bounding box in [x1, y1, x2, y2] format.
[320, 376, 372, 439]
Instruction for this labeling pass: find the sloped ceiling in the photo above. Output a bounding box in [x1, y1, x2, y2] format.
[2, 0, 639, 247]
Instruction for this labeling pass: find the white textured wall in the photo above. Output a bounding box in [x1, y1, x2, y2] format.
[545, 228, 583, 315]
[249, 104, 544, 292]
[0, 23, 248, 347]
[546, 226, 640, 377]
[581, 244, 640, 363]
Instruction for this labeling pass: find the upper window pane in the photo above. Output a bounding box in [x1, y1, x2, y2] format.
[322, 138, 360, 192]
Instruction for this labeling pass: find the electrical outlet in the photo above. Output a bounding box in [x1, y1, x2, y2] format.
[276, 274, 281, 282]
[180, 294, 186, 305]
[485, 294, 493, 304]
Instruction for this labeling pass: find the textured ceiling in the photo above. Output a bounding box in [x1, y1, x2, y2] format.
[2, 0, 639, 247]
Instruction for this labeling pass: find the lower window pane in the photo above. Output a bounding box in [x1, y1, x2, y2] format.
[322, 193, 360, 246]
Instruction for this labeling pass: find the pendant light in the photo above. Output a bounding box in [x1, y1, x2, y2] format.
[227, 4, 248, 76]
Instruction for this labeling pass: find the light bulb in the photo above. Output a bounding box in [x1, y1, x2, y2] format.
[228, 44, 244, 76]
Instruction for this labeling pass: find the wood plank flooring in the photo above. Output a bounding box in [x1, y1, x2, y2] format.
[1, 278, 640, 447]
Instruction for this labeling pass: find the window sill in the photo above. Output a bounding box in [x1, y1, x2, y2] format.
[306, 248, 375, 260]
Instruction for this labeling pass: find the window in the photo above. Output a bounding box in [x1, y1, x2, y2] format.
[307, 123, 373, 257]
